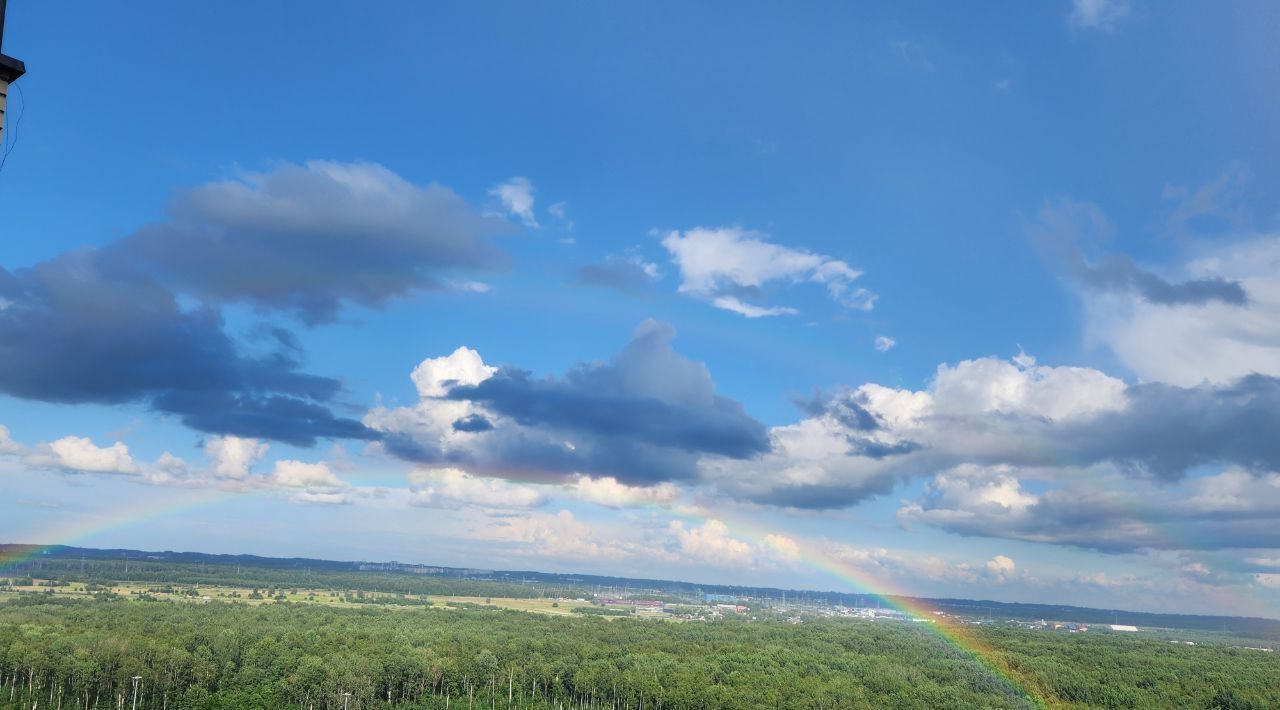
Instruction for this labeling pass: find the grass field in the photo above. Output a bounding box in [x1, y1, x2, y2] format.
[0, 578, 656, 618]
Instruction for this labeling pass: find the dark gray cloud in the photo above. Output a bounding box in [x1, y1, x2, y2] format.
[1072, 254, 1247, 306]
[798, 392, 881, 432]
[572, 254, 660, 296]
[1063, 375, 1280, 478]
[745, 479, 900, 510]
[105, 161, 510, 324]
[451, 414, 494, 433]
[154, 392, 376, 447]
[449, 320, 768, 459]
[881, 375, 1280, 483]
[0, 161, 511, 445]
[372, 320, 770, 485]
[922, 375, 1280, 479]
[798, 391, 921, 459]
[903, 476, 1280, 554]
[1028, 197, 1247, 307]
[852, 439, 922, 459]
[0, 250, 375, 447]
[447, 369, 767, 460]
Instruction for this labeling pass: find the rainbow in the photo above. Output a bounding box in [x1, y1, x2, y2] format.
[0, 485, 244, 574]
[2, 484, 1054, 705]
[663, 506, 1055, 707]
[12, 472, 1277, 708]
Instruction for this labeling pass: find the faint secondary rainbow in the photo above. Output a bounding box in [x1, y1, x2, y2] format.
[0, 485, 246, 574]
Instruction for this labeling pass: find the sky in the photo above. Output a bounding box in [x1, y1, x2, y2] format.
[2, 0, 1280, 617]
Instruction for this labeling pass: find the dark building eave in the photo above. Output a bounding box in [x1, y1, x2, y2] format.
[0, 54, 24, 83]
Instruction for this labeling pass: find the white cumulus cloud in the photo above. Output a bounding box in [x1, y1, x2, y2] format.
[204, 435, 269, 479]
[661, 227, 874, 317]
[270, 460, 345, 488]
[25, 436, 141, 475]
[410, 467, 545, 510]
[567, 474, 681, 508]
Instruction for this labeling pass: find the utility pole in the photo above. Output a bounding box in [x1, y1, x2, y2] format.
[0, 0, 27, 146]
[130, 676, 142, 710]
[341, 691, 352, 710]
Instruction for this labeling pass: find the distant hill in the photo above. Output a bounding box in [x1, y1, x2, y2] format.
[5, 542, 1277, 638]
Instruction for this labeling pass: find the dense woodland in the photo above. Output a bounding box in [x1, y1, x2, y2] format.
[1, 592, 1277, 710]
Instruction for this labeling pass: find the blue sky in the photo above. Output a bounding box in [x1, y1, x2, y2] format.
[2, 0, 1280, 616]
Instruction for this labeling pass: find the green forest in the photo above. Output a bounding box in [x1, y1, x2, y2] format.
[1, 591, 1277, 710]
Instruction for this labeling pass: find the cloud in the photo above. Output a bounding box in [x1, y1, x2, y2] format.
[0, 424, 371, 504]
[24, 436, 141, 475]
[824, 542, 986, 586]
[476, 509, 637, 561]
[985, 555, 1018, 582]
[451, 414, 495, 433]
[705, 349, 1280, 509]
[548, 202, 570, 223]
[204, 435, 269, 479]
[109, 161, 510, 324]
[466, 512, 791, 571]
[930, 353, 1127, 421]
[368, 320, 770, 486]
[488, 177, 539, 229]
[698, 410, 905, 509]
[287, 490, 353, 505]
[924, 365, 1280, 481]
[667, 519, 755, 567]
[0, 425, 22, 456]
[660, 227, 874, 317]
[874, 336, 896, 352]
[0, 252, 332, 409]
[566, 474, 681, 508]
[702, 355, 1122, 508]
[269, 459, 345, 488]
[547, 202, 574, 242]
[908, 464, 1039, 522]
[573, 252, 662, 296]
[409, 467, 546, 510]
[1029, 198, 1247, 307]
[762, 533, 801, 561]
[151, 390, 376, 447]
[1161, 163, 1251, 240]
[411, 346, 496, 398]
[1082, 234, 1280, 386]
[900, 463, 1280, 553]
[1068, 0, 1131, 31]
[1058, 375, 1280, 479]
[0, 165, 455, 445]
[709, 297, 799, 318]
